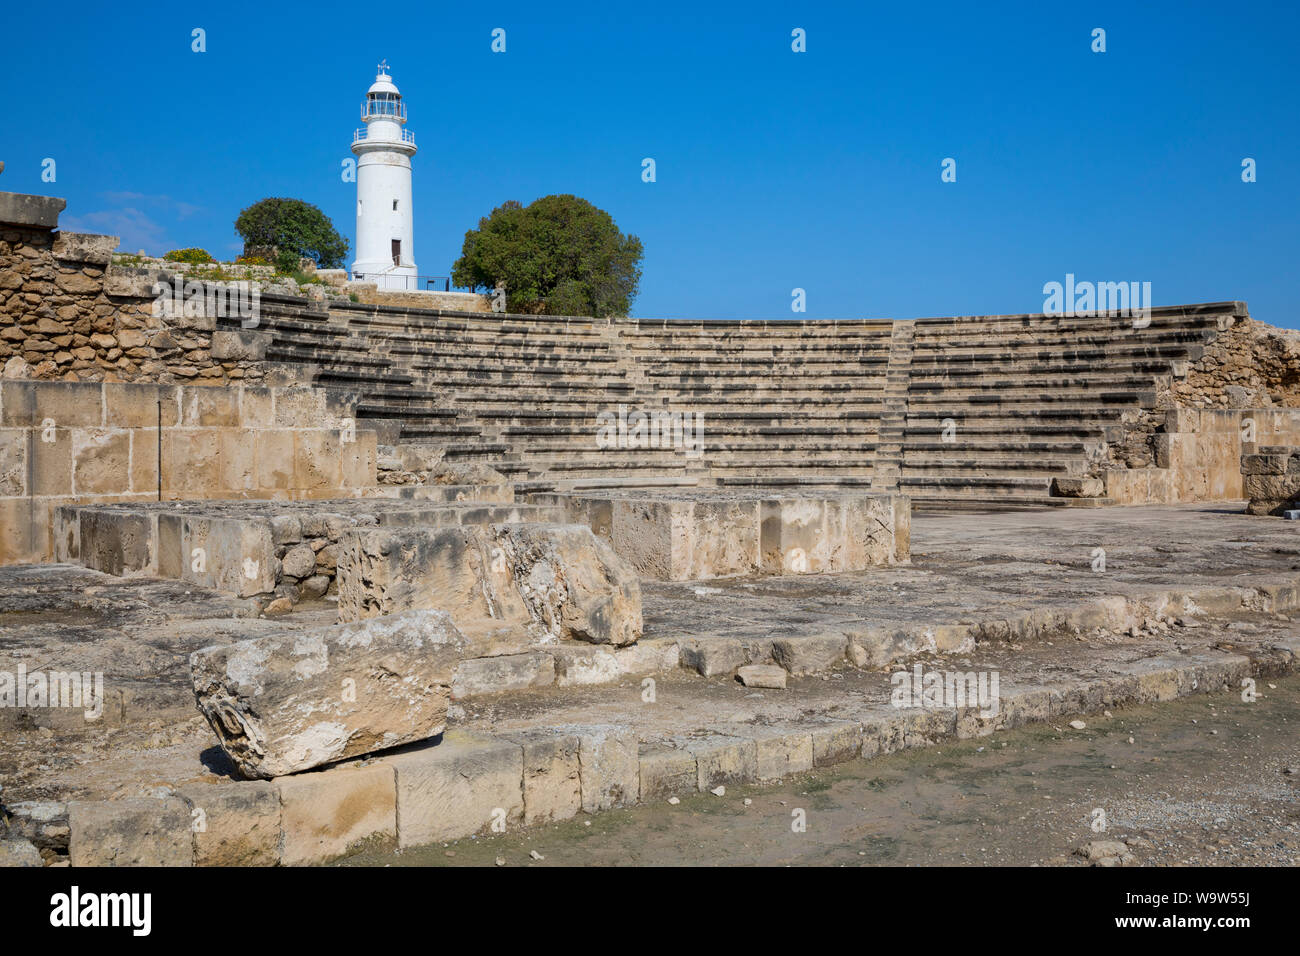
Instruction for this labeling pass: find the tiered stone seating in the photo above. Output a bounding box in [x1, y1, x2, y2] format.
[218, 295, 1242, 505]
[900, 304, 1232, 506]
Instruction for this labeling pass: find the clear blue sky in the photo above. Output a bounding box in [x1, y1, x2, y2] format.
[4, 0, 1297, 325]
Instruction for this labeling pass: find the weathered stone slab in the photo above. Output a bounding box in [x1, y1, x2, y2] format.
[684, 734, 758, 791]
[503, 729, 582, 826]
[178, 780, 281, 866]
[385, 731, 524, 847]
[68, 797, 193, 867]
[191, 609, 468, 778]
[737, 664, 787, 688]
[451, 652, 555, 699]
[276, 762, 396, 865]
[750, 727, 814, 781]
[571, 725, 640, 811]
[0, 839, 43, 867]
[638, 744, 698, 801]
[336, 522, 642, 646]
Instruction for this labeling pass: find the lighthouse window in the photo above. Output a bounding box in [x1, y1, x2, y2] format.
[392, 239, 401, 265]
[392, 200, 398, 211]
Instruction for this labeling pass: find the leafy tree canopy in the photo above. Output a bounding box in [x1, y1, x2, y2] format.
[234, 198, 348, 270]
[451, 195, 643, 317]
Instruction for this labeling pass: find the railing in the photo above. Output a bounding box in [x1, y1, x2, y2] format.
[361, 99, 406, 120]
[352, 272, 453, 292]
[353, 128, 416, 146]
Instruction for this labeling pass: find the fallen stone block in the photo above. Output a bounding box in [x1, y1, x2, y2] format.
[68, 797, 193, 867]
[178, 780, 281, 867]
[277, 762, 396, 865]
[1051, 476, 1105, 498]
[336, 523, 642, 646]
[191, 609, 468, 778]
[385, 732, 524, 847]
[736, 664, 787, 689]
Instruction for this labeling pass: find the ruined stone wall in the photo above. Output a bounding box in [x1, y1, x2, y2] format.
[0, 217, 268, 385]
[0, 380, 378, 564]
[1168, 315, 1300, 409]
[1105, 406, 1300, 504]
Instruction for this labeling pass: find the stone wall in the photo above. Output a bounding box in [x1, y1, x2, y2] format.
[1167, 315, 1300, 408]
[1105, 407, 1300, 504]
[1, 192, 268, 385]
[0, 379, 377, 564]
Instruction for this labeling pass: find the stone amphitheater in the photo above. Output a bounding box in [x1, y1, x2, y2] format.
[3, 190, 1300, 867]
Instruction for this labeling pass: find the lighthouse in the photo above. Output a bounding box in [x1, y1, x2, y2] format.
[351, 61, 417, 288]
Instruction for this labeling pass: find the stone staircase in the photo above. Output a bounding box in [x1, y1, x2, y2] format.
[218, 297, 1246, 508]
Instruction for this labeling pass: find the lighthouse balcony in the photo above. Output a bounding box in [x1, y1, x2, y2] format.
[353, 127, 416, 146]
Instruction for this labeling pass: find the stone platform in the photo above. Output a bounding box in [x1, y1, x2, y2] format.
[529, 489, 910, 580]
[4, 503, 1300, 864]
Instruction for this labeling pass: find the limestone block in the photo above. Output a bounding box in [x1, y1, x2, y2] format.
[104, 383, 180, 428]
[191, 609, 468, 778]
[255, 429, 296, 490]
[679, 637, 745, 677]
[0, 427, 25, 496]
[686, 734, 758, 791]
[294, 430, 343, 491]
[129, 428, 159, 494]
[180, 514, 275, 597]
[78, 509, 154, 576]
[737, 664, 787, 688]
[162, 429, 224, 496]
[638, 744, 698, 801]
[71, 428, 131, 494]
[0, 840, 42, 867]
[772, 634, 848, 675]
[277, 762, 396, 865]
[551, 645, 620, 686]
[68, 797, 193, 867]
[1242, 453, 1289, 475]
[571, 725, 639, 811]
[503, 729, 582, 826]
[210, 329, 270, 362]
[811, 721, 862, 766]
[0, 381, 102, 427]
[451, 652, 556, 698]
[1051, 476, 1104, 498]
[274, 388, 327, 428]
[178, 780, 281, 866]
[180, 386, 241, 427]
[385, 731, 524, 847]
[336, 523, 642, 646]
[613, 637, 680, 675]
[750, 727, 814, 781]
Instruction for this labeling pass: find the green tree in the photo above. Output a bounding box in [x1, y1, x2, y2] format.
[234, 198, 349, 270]
[452, 195, 643, 317]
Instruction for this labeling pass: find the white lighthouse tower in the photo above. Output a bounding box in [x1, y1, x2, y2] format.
[351, 61, 417, 289]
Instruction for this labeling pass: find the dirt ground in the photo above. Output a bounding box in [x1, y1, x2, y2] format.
[345, 672, 1300, 867]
